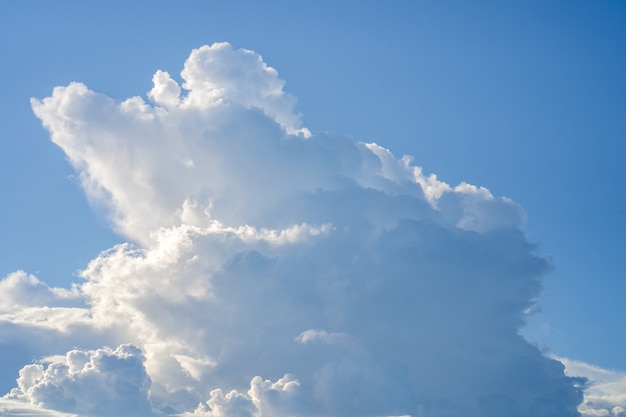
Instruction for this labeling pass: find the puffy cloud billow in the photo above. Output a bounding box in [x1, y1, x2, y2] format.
[5, 344, 152, 417]
[0, 42, 585, 416]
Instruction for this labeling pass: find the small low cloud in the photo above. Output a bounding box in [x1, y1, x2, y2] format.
[4, 345, 154, 417]
[180, 374, 306, 417]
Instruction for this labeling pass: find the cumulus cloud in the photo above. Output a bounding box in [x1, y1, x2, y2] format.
[4, 344, 153, 417]
[0, 42, 586, 416]
[180, 374, 307, 417]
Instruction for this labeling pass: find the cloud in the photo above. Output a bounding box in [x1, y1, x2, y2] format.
[0, 271, 82, 313]
[559, 358, 626, 417]
[0, 397, 77, 417]
[180, 374, 307, 417]
[0, 42, 586, 416]
[4, 345, 153, 417]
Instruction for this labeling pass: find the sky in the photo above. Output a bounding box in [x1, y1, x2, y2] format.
[0, 1, 625, 416]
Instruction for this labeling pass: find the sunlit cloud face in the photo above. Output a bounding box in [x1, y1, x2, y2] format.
[560, 358, 626, 417]
[0, 42, 584, 416]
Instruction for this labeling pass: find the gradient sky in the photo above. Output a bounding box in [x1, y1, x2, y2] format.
[0, 2, 625, 416]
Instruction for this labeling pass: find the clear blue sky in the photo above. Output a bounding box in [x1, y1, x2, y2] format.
[1, 0, 625, 407]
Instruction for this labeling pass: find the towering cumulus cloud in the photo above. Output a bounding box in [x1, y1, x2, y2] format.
[0, 42, 583, 416]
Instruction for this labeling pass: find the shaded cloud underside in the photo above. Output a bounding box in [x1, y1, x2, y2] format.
[0, 43, 591, 416]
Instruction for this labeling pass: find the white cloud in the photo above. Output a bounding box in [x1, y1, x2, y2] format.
[178, 43, 309, 137]
[0, 397, 77, 417]
[559, 358, 626, 417]
[0, 42, 587, 416]
[0, 271, 82, 313]
[180, 374, 305, 417]
[4, 345, 154, 417]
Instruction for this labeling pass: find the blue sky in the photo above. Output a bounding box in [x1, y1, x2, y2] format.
[0, 1, 625, 416]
